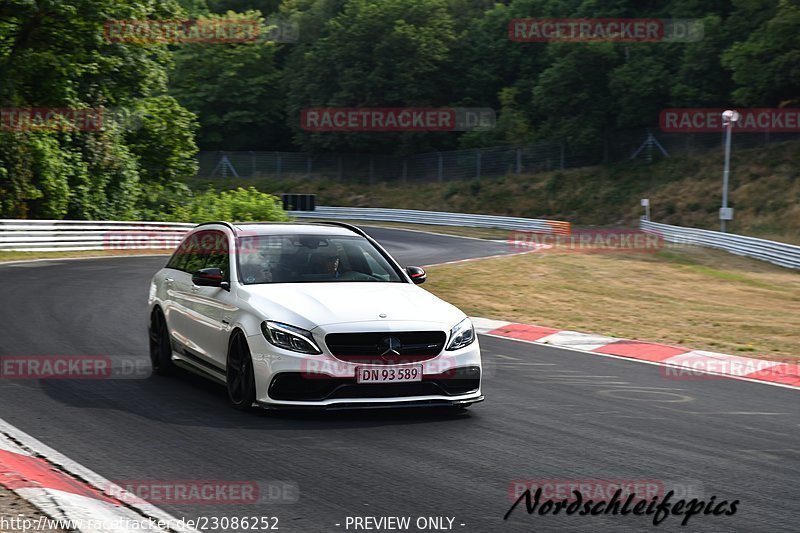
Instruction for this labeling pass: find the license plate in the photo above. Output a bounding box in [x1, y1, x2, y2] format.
[356, 365, 423, 383]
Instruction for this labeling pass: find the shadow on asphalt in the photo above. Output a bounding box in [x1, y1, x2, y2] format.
[33, 366, 475, 430]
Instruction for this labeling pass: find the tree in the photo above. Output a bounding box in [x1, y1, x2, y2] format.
[722, 0, 800, 106]
[530, 44, 620, 148]
[0, 0, 199, 219]
[283, 0, 458, 153]
[170, 11, 287, 150]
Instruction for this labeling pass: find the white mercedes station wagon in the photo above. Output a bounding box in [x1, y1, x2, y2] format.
[148, 221, 483, 411]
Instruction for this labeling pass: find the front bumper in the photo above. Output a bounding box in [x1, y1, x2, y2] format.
[256, 396, 484, 411]
[246, 322, 482, 409]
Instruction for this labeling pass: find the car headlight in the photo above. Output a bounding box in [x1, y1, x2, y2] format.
[261, 321, 322, 354]
[446, 318, 475, 351]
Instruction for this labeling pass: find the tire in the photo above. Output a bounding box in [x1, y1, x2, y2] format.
[149, 308, 175, 376]
[227, 332, 256, 410]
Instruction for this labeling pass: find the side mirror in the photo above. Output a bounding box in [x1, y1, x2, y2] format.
[406, 266, 427, 284]
[192, 268, 229, 290]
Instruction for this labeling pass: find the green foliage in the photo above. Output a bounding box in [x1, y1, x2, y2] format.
[137, 181, 195, 222]
[531, 44, 619, 148]
[124, 96, 200, 183]
[283, 0, 458, 153]
[460, 87, 534, 148]
[0, 0, 200, 219]
[170, 11, 287, 150]
[722, 0, 800, 106]
[0, 133, 49, 218]
[0, 128, 143, 220]
[169, 186, 290, 222]
[139, 183, 289, 223]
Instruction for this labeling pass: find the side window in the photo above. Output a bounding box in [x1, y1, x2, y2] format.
[182, 232, 207, 275]
[203, 231, 230, 281]
[170, 229, 229, 275]
[166, 234, 191, 271]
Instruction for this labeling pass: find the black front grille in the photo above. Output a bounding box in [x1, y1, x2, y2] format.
[325, 331, 446, 364]
[268, 366, 480, 402]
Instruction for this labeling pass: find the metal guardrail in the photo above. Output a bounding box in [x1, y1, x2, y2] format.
[640, 219, 800, 270]
[0, 219, 194, 252]
[0, 210, 570, 252]
[4, 216, 796, 270]
[292, 206, 571, 234]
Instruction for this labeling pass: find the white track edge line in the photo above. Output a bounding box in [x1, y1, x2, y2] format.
[360, 224, 505, 242]
[423, 248, 540, 268]
[478, 333, 800, 391]
[0, 418, 199, 533]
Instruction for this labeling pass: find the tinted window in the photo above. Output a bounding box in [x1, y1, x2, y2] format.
[166, 235, 191, 270]
[203, 232, 230, 281]
[167, 229, 229, 275]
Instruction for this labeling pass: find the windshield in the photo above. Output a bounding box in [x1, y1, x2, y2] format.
[237, 234, 404, 284]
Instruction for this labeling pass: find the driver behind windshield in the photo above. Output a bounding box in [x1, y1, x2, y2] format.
[313, 247, 341, 278]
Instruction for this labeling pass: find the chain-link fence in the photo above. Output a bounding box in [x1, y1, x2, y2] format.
[196, 130, 799, 181]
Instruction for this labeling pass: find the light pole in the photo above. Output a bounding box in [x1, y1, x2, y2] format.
[720, 110, 739, 232]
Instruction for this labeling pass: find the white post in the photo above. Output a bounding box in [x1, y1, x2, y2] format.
[720, 110, 739, 233]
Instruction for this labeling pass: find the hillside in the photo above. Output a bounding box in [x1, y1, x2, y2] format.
[186, 140, 800, 244]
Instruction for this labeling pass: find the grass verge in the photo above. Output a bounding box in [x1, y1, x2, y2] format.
[425, 244, 800, 362]
[0, 249, 170, 263]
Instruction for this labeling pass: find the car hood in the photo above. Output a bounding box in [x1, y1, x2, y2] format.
[238, 282, 465, 330]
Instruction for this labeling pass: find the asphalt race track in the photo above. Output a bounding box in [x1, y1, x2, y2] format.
[0, 227, 797, 532]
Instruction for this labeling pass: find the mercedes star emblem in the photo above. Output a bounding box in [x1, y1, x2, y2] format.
[378, 337, 402, 358]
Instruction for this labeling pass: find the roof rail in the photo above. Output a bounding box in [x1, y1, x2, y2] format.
[314, 220, 369, 238]
[194, 221, 237, 234]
